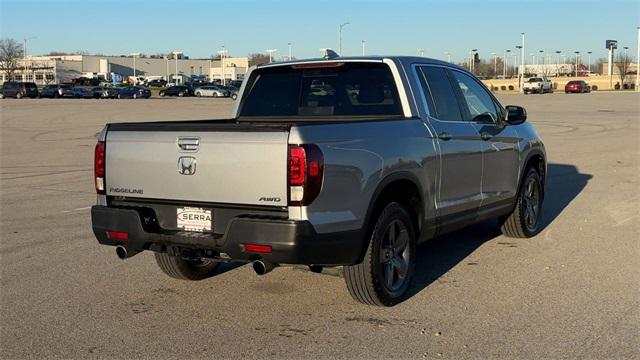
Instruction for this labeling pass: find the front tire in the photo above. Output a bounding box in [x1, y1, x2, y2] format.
[154, 253, 219, 281]
[500, 167, 543, 238]
[344, 202, 416, 306]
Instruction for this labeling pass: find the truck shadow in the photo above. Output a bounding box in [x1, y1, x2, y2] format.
[408, 163, 591, 300]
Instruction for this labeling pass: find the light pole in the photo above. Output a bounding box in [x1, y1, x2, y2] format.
[445, 51, 451, 63]
[503, 49, 511, 78]
[538, 50, 544, 65]
[574, 51, 580, 77]
[636, 26, 639, 92]
[515, 46, 523, 83]
[172, 51, 182, 84]
[339, 22, 350, 54]
[288, 42, 292, 60]
[23, 36, 36, 81]
[555, 51, 561, 76]
[587, 51, 592, 75]
[519, 32, 525, 90]
[471, 49, 477, 74]
[266, 49, 277, 63]
[130, 53, 140, 79]
[217, 46, 228, 85]
[492, 53, 497, 77]
[512, 54, 517, 77]
[361, 40, 366, 56]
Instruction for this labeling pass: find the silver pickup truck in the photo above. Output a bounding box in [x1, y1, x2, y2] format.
[92, 56, 546, 306]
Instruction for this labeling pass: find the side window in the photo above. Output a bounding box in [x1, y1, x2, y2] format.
[450, 70, 499, 122]
[417, 66, 463, 121]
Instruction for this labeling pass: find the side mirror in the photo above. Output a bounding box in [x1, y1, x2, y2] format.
[504, 105, 527, 125]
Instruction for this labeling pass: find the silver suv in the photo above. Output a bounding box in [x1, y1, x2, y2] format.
[91, 56, 546, 306]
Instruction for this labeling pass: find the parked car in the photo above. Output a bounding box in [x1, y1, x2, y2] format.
[158, 85, 192, 97]
[117, 86, 151, 99]
[91, 56, 546, 306]
[92, 86, 120, 99]
[564, 80, 590, 93]
[0, 82, 39, 99]
[228, 87, 239, 100]
[73, 77, 103, 86]
[58, 84, 78, 98]
[194, 85, 229, 97]
[146, 79, 167, 87]
[70, 87, 95, 99]
[523, 77, 553, 94]
[39, 84, 69, 98]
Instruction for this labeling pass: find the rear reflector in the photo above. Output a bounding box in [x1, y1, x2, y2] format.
[107, 231, 129, 240]
[244, 244, 272, 254]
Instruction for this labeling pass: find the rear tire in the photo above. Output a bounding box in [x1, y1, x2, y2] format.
[500, 167, 543, 238]
[344, 202, 416, 306]
[154, 253, 219, 281]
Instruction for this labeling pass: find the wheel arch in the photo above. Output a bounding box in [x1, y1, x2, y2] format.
[521, 150, 546, 199]
[357, 172, 424, 263]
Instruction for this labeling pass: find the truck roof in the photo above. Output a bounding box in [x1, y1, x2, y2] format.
[256, 55, 464, 71]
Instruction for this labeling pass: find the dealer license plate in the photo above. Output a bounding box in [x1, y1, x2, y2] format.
[176, 207, 212, 232]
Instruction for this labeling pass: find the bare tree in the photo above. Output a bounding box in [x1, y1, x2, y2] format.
[615, 53, 632, 88]
[248, 53, 270, 67]
[0, 38, 24, 80]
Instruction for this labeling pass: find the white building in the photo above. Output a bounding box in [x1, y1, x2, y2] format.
[1, 55, 249, 85]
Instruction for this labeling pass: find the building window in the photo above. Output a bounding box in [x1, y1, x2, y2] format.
[35, 74, 44, 80]
[190, 66, 194, 75]
[26, 73, 33, 81]
[46, 74, 54, 81]
[199, 66, 202, 75]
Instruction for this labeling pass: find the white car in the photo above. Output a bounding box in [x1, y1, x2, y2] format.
[194, 86, 229, 98]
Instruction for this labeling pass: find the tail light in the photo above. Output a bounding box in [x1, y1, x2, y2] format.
[94, 141, 105, 194]
[288, 144, 323, 206]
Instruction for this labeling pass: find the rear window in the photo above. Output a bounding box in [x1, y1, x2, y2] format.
[239, 62, 402, 118]
[528, 78, 542, 82]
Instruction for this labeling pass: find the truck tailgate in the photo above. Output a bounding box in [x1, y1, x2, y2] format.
[105, 127, 289, 207]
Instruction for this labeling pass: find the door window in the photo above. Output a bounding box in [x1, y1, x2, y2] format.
[450, 70, 500, 123]
[417, 66, 463, 121]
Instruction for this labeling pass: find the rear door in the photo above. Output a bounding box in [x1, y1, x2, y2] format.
[416, 65, 483, 218]
[105, 124, 289, 207]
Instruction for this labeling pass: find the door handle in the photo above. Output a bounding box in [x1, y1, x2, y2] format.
[480, 133, 493, 141]
[177, 137, 200, 151]
[438, 132, 452, 141]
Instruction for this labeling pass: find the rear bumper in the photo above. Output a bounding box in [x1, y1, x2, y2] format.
[91, 205, 364, 266]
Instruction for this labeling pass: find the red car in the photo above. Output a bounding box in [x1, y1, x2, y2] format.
[565, 80, 590, 93]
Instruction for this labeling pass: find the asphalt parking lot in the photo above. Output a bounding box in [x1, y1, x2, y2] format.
[1, 93, 638, 359]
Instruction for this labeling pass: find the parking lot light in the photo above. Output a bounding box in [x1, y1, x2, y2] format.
[266, 49, 277, 63]
[339, 22, 350, 54]
[130, 53, 140, 79]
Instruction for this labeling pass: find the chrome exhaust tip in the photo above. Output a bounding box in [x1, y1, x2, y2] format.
[116, 245, 139, 260]
[253, 260, 277, 275]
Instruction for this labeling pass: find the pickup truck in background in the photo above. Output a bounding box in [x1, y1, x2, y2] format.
[92, 55, 546, 306]
[523, 77, 553, 94]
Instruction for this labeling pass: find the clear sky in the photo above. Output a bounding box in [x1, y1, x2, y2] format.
[1, 0, 638, 63]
